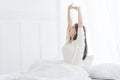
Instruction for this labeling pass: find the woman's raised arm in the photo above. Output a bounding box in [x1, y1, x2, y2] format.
[78, 7, 83, 28]
[72, 6, 83, 28]
[67, 4, 73, 29]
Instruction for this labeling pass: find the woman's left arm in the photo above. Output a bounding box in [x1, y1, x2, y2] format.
[72, 6, 83, 28]
[71, 6, 85, 42]
[78, 7, 83, 28]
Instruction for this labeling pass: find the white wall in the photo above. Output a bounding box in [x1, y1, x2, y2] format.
[0, 0, 60, 74]
[0, 24, 21, 74]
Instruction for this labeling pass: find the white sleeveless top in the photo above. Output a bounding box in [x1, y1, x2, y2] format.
[62, 27, 85, 65]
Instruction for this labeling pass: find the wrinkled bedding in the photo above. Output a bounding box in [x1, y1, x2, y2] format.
[0, 60, 92, 80]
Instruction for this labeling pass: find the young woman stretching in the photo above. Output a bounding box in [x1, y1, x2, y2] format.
[62, 4, 87, 65]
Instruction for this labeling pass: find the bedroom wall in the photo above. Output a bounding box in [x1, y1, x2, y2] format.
[0, 0, 60, 74]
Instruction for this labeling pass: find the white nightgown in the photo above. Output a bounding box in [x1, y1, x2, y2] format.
[62, 26, 85, 65]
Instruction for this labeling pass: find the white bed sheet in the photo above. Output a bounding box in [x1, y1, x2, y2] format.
[0, 60, 92, 80]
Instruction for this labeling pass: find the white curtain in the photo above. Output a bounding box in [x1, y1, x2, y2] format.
[60, 0, 120, 65]
[85, 0, 120, 65]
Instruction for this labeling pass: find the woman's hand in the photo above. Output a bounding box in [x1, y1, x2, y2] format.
[71, 6, 80, 11]
[68, 3, 73, 10]
[68, 3, 80, 11]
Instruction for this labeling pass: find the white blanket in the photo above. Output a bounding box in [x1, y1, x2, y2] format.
[0, 60, 92, 80]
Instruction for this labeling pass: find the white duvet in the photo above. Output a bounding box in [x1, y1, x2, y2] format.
[0, 60, 92, 80]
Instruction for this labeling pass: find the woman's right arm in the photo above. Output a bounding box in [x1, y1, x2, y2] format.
[67, 4, 73, 29]
[66, 4, 73, 42]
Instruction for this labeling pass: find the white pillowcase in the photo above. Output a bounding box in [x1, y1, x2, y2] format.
[88, 63, 120, 79]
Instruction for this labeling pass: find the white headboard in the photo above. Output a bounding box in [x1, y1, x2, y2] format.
[0, 0, 60, 74]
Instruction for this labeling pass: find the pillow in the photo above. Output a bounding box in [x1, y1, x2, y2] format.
[87, 63, 120, 79]
[81, 55, 94, 70]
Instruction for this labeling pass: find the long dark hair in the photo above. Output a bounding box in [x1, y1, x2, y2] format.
[72, 23, 88, 60]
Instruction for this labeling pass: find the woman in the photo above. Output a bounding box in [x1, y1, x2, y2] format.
[62, 4, 87, 65]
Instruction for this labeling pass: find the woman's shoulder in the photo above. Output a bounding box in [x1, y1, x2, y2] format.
[78, 25, 84, 30]
[78, 27, 84, 35]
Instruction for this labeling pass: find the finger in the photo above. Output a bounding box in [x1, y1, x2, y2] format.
[71, 6, 77, 9]
[71, 7, 76, 9]
[69, 3, 73, 7]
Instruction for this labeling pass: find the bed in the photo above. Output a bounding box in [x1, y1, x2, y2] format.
[0, 57, 120, 80]
[0, 60, 92, 80]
